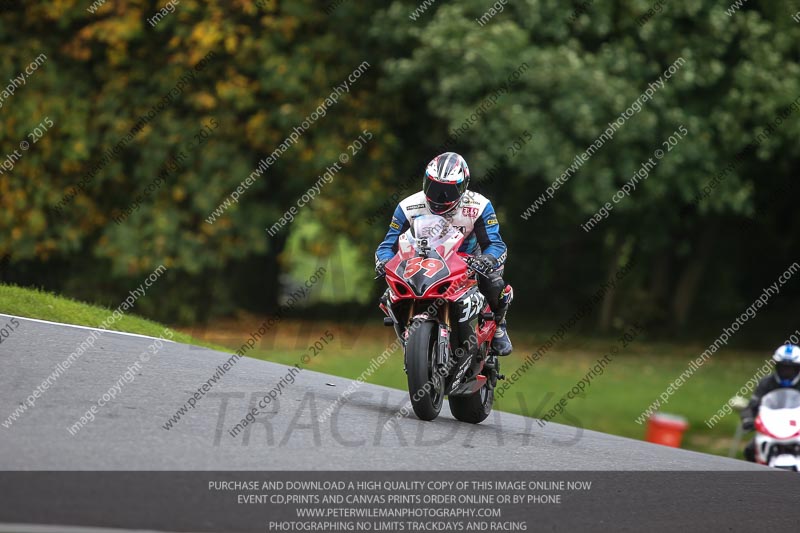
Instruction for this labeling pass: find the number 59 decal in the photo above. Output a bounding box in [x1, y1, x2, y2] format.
[403, 257, 445, 279]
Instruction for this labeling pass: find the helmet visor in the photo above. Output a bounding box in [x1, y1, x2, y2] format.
[424, 180, 464, 215]
[777, 363, 800, 382]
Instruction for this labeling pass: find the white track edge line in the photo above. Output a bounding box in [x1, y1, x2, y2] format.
[0, 313, 177, 343]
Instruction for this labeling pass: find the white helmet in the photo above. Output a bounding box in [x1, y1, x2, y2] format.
[423, 152, 470, 215]
[772, 344, 800, 387]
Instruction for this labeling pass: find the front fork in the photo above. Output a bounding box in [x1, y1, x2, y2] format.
[435, 318, 450, 368]
[381, 293, 504, 387]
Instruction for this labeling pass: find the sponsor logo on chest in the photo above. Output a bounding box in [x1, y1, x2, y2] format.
[462, 206, 479, 218]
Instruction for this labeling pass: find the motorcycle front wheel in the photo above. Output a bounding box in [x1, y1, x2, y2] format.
[406, 320, 444, 421]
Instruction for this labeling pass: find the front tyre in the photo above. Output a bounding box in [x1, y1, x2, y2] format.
[406, 321, 444, 421]
[449, 382, 493, 424]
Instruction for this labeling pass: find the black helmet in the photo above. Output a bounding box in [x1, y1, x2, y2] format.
[423, 152, 470, 215]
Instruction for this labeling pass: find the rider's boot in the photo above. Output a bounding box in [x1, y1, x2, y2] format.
[491, 285, 513, 356]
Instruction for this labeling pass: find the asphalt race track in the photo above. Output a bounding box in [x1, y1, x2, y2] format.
[2, 315, 799, 532]
[0, 314, 767, 471]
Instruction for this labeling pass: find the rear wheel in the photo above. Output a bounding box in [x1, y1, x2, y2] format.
[406, 321, 444, 421]
[448, 370, 493, 424]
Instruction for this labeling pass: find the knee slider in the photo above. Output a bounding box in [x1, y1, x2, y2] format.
[499, 284, 514, 307]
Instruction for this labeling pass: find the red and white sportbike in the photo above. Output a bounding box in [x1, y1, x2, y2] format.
[754, 388, 800, 471]
[379, 215, 503, 423]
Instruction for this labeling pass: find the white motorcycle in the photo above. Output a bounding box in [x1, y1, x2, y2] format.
[753, 388, 800, 470]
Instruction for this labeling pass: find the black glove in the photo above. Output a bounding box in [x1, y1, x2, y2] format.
[375, 259, 388, 277]
[741, 417, 754, 432]
[472, 254, 498, 274]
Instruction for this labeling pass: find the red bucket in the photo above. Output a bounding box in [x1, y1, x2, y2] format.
[645, 413, 689, 448]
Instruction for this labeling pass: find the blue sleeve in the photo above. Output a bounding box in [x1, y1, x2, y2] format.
[473, 201, 507, 265]
[375, 205, 409, 263]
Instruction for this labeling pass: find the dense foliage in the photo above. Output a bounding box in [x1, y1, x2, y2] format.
[1, 0, 798, 340]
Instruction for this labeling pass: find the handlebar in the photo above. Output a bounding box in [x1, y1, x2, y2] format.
[464, 255, 492, 278]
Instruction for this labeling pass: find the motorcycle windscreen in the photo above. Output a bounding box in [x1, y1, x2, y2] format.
[395, 250, 452, 296]
[409, 215, 463, 258]
[410, 215, 454, 242]
[761, 389, 800, 410]
[759, 389, 800, 439]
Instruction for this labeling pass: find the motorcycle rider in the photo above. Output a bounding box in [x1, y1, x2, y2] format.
[742, 343, 800, 462]
[374, 152, 514, 356]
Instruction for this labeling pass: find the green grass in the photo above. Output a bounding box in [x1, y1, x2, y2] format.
[250, 327, 764, 458]
[0, 283, 219, 349]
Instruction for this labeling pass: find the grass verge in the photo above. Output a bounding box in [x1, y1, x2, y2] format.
[0, 283, 220, 349]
